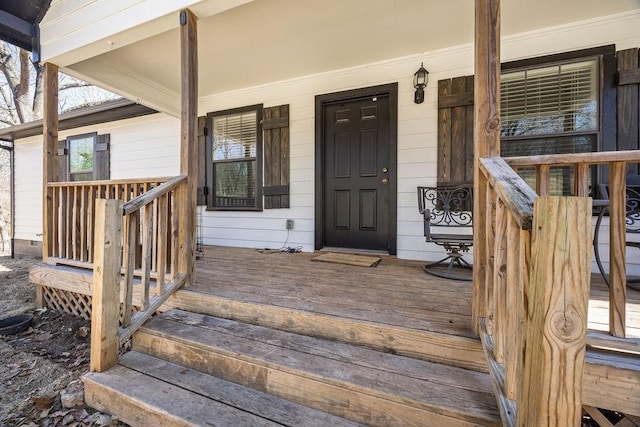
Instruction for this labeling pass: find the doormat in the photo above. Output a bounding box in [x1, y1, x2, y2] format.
[311, 252, 381, 267]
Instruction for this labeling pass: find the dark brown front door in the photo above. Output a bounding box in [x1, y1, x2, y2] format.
[322, 95, 391, 251]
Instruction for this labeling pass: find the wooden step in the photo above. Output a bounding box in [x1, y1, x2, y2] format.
[84, 351, 362, 427]
[583, 348, 640, 416]
[164, 289, 487, 372]
[133, 309, 501, 427]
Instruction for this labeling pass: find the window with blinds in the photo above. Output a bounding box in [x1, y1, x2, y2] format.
[209, 106, 263, 209]
[500, 58, 599, 195]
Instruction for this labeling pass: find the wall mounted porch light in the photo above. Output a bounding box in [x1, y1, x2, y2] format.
[413, 62, 429, 104]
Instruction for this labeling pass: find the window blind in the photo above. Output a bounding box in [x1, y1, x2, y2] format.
[212, 110, 258, 207]
[501, 59, 598, 138]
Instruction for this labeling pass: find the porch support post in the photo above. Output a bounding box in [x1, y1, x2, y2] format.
[472, 0, 501, 334]
[178, 9, 198, 286]
[42, 63, 59, 263]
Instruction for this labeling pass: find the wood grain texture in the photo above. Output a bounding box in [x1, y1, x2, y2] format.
[483, 187, 496, 337]
[42, 63, 59, 262]
[263, 105, 290, 209]
[437, 75, 474, 186]
[179, 8, 198, 286]
[438, 78, 453, 185]
[582, 349, 640, 416]
[117, 351, 362, 427]
[479, 157, 536, 230]
[492, 196, 507, 365]
[90, 199, 123, 372]
[122, 175, 186, 215]
[311, 252, 381, 267]
[504, 150, 640, 167]
[165, 289, 487, 372]
[474, 0, 501, 333]
[472, 174, 488, 334]
[84, 365, 280, 427]
[609, 162, 627, 337]
[134, 310, 500, 426]
[518, 197, 591, 426]
[617, 49, 639, 157]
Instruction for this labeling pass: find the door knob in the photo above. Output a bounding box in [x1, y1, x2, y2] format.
[382, 178, 388, 185]
[382, 167, 388, 173]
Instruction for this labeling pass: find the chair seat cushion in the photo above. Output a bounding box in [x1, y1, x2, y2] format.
[430, 233, 474, 244]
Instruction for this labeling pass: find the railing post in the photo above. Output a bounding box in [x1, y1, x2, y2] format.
[609, 162, 627, 337]
[518, 196, 591, 426]
[90, 199, 123, 372]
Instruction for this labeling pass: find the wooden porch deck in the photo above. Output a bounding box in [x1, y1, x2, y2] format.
[188, 246, 640, 342]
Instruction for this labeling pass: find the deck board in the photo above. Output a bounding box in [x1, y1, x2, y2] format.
[137, 310, 501, 426]
[192, 246, 640, 340]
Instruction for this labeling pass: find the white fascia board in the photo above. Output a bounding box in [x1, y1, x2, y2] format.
[40, 0, 253, 66]
[62, 60, 181, 117]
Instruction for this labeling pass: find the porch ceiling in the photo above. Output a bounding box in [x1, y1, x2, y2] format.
[51, 0, 639, 117]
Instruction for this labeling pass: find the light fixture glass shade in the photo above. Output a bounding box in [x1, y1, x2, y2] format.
[413, 62, 429, 89]
[413, 62, 429, 104]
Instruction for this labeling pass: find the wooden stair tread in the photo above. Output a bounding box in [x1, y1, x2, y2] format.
[135, 309, 500, 426]
[165, 289, 487, 372]
[84, 362, 279, 427]
[112, 351, 362, 426]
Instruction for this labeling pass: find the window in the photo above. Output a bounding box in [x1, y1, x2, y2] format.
[501, 54, 605, 195]
[206, 105, 263, 210]
[68, 134, 95, 181]
[57, 132, 110, 182]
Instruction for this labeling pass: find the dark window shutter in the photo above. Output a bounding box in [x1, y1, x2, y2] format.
[437, 76, 474, 186]
[616, 47, 640, 176]
[57, 140, 69, 182]
[263, 104, 290, 209]
[93, 134, 110, 180]
[197, 115, 208, 206]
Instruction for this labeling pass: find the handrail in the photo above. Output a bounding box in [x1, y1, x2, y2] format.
[123, 175, 186, 215]
[47, 176, 175, 187]
[503, 150, 640, 167]
[479, 157, 535, 230]
[90, 175, 188, 372]
[477, 155, 592, 426]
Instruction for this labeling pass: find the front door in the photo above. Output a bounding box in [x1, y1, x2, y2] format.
[322, 94, 392, 251]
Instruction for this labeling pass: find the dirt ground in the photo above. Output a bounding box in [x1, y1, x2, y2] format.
[0, 256, 127, 426]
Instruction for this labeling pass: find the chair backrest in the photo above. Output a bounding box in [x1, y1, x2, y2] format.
[598, 175, 640, 234]
[417, 184, 473, 240]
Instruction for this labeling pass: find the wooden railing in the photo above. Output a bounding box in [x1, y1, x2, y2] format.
[505, 150, 640, 338]
[476, 150, 640, 426]
[90, 175, 188, 372]
[46, 177, 172, 266]
[477, 157, 591, 425]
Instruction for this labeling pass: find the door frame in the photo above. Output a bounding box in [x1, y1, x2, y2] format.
[314, 83, 398, 254]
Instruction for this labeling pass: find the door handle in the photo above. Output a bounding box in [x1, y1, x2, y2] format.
[382, 178, 388, 185]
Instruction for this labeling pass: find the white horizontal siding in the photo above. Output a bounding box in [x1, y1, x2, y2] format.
[16, 9, 640, 269]
[13, 113, 180, 242]
[197, 10, 640, 261]
[14, 140, 43, 241]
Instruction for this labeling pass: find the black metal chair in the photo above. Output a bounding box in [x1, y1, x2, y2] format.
[594, 176, 640, 291]
[417, 184, 473, 281]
